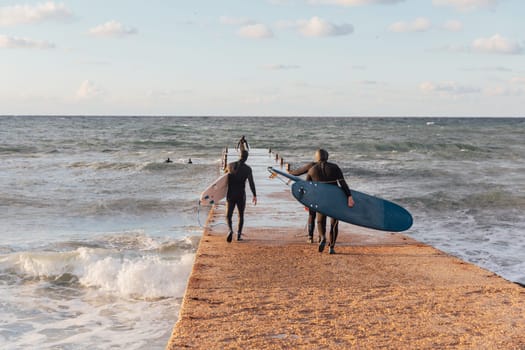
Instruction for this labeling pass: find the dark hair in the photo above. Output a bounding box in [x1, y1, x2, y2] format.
[315, 149, 329, 162]
[240, 150, 249, 162]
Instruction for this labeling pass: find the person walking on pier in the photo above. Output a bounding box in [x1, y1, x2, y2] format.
[290, 149, 354, 254]
[225, 150, 257, 242]
[236, 135, 250, 152]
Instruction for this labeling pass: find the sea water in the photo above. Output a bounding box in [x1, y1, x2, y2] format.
[1, 116, 524, 349]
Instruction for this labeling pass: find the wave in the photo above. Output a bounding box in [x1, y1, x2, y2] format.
[0, 194, 50, 209]
[69, 161, 140, 171]
[83, 198, 196, 215]
[0, 145, 39, 154]
[403, 189, 525, 212]
[141, 161, 202, 171]
[68, 160, 216, 172]
[339, 141, 490, 156]
[50, 230, 163, 252]
[0, 234, 198, 300]
[80, 251, 194, 299]
[90, 231, 200, 252]
[132, 140, 183, 148]
[462, 190, 525, 210]
[344, 165, 451, 180]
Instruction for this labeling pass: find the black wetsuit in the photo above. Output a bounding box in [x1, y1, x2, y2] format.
[236, 138, 249, 152]
[225, 159, 256, 235]
[291, 161, 351, 247]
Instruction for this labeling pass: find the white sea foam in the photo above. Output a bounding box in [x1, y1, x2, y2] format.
[1, 246, 194, 300]
[1, 282, 182, 350]
[0, 238, 195, 349]
[80, 252, 194, 299]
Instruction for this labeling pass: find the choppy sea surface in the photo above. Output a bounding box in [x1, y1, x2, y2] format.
[1, 116, 524, 349]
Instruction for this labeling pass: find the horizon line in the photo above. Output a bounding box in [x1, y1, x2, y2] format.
[1, 115, 524, 118]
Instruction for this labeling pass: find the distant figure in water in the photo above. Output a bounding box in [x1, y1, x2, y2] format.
[187, 158, 193, 164]
[236, 135, 250, 152]
[165, 158, 173, 163]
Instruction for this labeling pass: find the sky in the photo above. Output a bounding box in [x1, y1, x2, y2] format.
[0, 0, 524, 116]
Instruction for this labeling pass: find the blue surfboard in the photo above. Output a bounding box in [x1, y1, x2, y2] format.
[269, 167, 413, 232]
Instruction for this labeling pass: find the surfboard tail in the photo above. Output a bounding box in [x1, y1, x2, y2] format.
[291, 180, 414, 232]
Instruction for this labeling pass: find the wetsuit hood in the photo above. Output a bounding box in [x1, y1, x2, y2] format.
[240, 150, 249, 162]
[315, 149, 329, 162]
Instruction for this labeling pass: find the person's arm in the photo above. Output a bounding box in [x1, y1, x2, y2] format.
[248, 169, 257, 205]
[335, 166, 354, 208]
[289, 162, 315, 176]
[340, 179, 354, 207]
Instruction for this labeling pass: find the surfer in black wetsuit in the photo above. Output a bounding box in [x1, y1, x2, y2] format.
[290, 149, 354, 254]
[236, 135, 250, 153]
[225, 150, 257, 242]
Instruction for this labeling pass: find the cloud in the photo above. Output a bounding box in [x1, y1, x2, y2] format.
[0, 1, 72, 26]
[220, 17, 273, 39]
[483, 77, 525, 96]
[432, 35, 523, 55]
[238, 24, 273, 39]
[308, 0, 405, 6]
[0, 34, 54, 49]
[471, 34, 522, 55]
[262, 64, 300, 70]
[484, 86, 523, 97]
[511, 77, 525, 84]
[88, 20, 137, 38]
[76, 80, 104, 99]
[442, 20, 463, 32]
[432, 0, 499, 12]
[420, 81, 481, 96]
[285, 16, 354, 37]
[389, 17, 431, 33]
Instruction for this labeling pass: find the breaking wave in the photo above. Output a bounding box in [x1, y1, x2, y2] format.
[0, 234, 198, 300]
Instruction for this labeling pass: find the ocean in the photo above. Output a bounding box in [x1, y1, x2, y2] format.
[1, 116, 524, 349]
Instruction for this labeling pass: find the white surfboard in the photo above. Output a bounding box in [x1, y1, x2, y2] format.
[200, 173, 229, 205]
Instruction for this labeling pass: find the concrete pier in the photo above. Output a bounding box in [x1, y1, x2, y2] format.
[167, 148, 525, 349]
